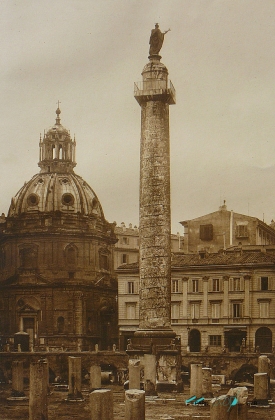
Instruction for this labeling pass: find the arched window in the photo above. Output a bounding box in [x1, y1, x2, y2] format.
[64, 244, 78, 267]
[255, 327, 272, 353]
[57, 317, 65, 334]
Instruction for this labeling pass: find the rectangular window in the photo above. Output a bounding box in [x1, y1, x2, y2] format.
[128, 281, 135, 294]
[172, 279, 180, 293]
[126, 303, 136, 319]
[211, 303, 221, 319]
[236, 224, 248, 238]
[209, 335, 221, 346]
[259, 301, 270, 318]
[233, 302, 242, 318]
[261, 277, 268, 291]
[100, 254, 109, 270]
[192, 279, 199, 293]
[233, 278, 240, 291]
[122, 237, 129, 245]
[200, 224, 213, 241]
[212, 278, 220, 292]
[171, 302, 180, 321]
[191, 302, 200, 319]
[121, 253, 128, 264]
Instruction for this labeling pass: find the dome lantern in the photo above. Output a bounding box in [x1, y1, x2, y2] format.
[38, 107, 76, 174]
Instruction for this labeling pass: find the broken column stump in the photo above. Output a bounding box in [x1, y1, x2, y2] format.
[90, 365, 101, 391]
[125, 389, 145, 420]
[90, 389, 113, 420]
[253, 372, 269, 406]
[190, 363, 202, 398]
[129, 359, 141, 390]
[7, 360, 27, 401]
[66, 356, 83, 401]
[29, 359, 48, 420]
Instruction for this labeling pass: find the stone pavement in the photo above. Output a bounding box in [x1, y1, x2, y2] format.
[0, 384, 275, 419]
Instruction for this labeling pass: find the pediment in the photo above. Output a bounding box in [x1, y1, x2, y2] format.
[19, 303, 37, 313]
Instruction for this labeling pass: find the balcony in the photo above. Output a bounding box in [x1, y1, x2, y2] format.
[134, 80, 176, 105]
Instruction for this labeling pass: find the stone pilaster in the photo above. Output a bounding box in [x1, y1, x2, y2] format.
[202, 276, 209, 318]
[182, 277, 188, 319]
[244, 274, 251, 318]
[223, 276, 229, 318]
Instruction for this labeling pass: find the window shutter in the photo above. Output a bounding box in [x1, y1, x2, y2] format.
[269, 276, 275, 291]
[240, 277, 244, 291]
[257, 277, 261, 291]
[229, 278, 233, 291]
[209, 278, 213, 292]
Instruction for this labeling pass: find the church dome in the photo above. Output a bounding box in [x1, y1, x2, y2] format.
[8, 172, 103, 217]
[7, 108, 104, 221]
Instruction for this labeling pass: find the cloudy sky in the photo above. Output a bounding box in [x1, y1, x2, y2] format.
[1, 0, 275, 233]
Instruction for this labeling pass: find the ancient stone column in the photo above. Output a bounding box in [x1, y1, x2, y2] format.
[144, 354, 157, 395]
[226, 387, 248, 419]
[90, 365, 101, 391]
[29, 359, 48, 420]
[202, 367, 213, 397]
[128, 359, 141, 390]
[90, 389, 113, 420]
[210, 394, 247, 420]
[254, 373, 269, 403]
[258, 355, 271, 398]
[134, 52, 176, 340]
[125, 389, 145, 420]
[12, 360, 24, 394]
[74, 292, 83, 346]
[190, 364, 202, 398]
[67, 356, 83, 400]
[258, 354, 270, 372]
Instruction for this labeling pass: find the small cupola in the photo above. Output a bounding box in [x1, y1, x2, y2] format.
[38, 105, 76, 174]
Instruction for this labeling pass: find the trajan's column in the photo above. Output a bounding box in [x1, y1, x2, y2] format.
[134, 24, 176, 344]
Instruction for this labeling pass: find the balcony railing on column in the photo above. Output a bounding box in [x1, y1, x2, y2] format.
[134, 80, 176, 105]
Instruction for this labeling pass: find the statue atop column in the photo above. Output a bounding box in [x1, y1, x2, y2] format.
[149, 23, 170, 56]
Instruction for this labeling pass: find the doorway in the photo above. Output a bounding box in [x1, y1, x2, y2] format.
[189, 329, 201, 352]
[23, 317, 35, 346]
[224, 329, 246, 352]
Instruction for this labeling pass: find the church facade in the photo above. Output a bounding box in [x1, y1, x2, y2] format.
[0, 108, 118, 351]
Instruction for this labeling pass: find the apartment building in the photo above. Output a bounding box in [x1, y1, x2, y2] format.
[114, 222, 184, 269]
[117, 245, 275, 354]
[180, 202, 275, 253]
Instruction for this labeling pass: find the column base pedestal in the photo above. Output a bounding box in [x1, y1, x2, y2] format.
[126, 329, 183, 393]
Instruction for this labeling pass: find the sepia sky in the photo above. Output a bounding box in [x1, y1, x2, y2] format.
[1, 0, 275, 233]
